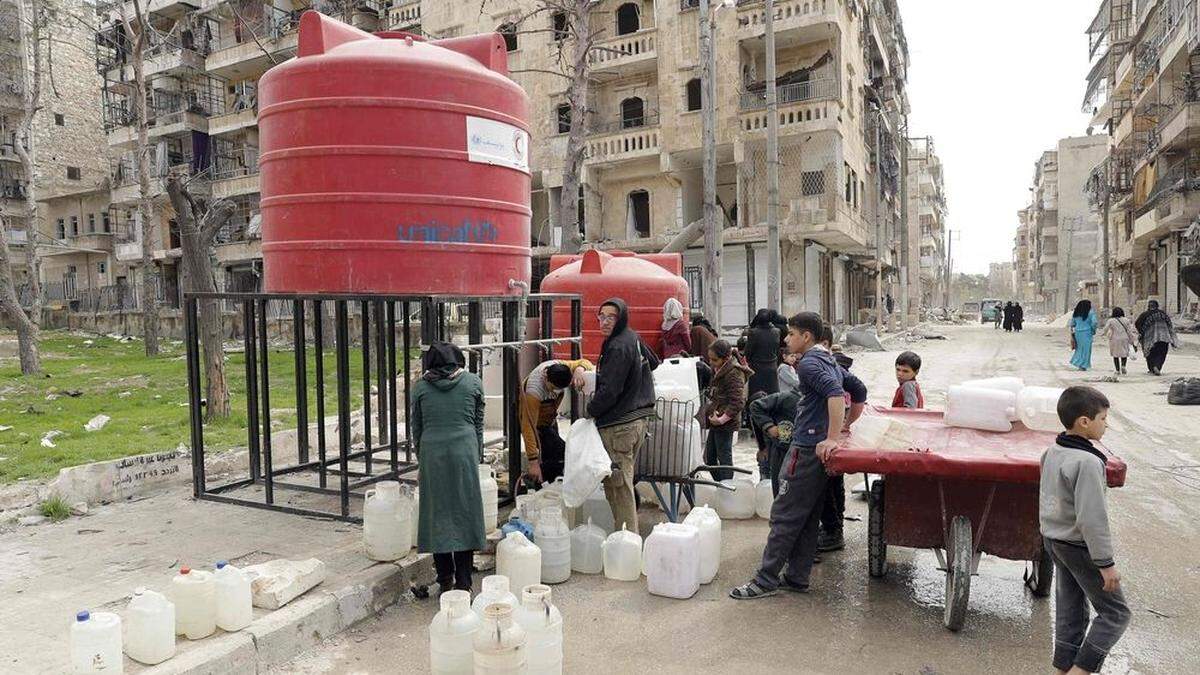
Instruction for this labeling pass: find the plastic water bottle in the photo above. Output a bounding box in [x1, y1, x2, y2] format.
[429, 589, 481, 674]
[471, 575, 517, 619]
[569, 517, 605, 574]
[473, 603, 526, 674]
[496, 532, 541, 595]
[213, 561, 253, 632]
[535, 507, 571, 584]
[513, 584, 563, 675]
[171, 567, 215, 640]
[363, 480, 413, 561]
[70, 610, 123, 674]
[124, 588, 174, 665]
[479, 465, 499, 533]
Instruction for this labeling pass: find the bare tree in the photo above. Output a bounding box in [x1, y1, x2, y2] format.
[119, 0, 162, 356]
[0, 0, 55, 375]
[165, 174, 235, 420]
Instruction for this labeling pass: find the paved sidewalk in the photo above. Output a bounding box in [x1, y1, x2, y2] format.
[0, 486, 431, 674]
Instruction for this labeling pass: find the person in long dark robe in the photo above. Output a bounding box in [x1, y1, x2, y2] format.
[1014, 303, 1025, 332]
[743, 309, 781, 398]
[1002, 301, 1015, 332]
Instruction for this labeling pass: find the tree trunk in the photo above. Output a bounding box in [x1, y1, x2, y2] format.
[166, 177, 234, 420]
[0, 225, 40, 374]
[126, 4, 160, 356]
[17, 0, 43, 329]
[557, 0, 591, 254]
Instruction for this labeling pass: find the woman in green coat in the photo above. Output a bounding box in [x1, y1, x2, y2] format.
[411, 342, 486, 592]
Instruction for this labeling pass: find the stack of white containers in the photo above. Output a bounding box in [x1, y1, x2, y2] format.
[944, 377, 1064, 433]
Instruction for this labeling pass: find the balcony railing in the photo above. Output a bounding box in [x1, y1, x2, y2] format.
[588, 30, 656, 69]
[588, 113, 661, 135]
[211, 6, 302, 52]
[1, 179, 28, 200]
[739, 77, 838, 110]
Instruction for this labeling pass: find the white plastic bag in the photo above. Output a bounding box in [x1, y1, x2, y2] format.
[562, 419, 612, 508]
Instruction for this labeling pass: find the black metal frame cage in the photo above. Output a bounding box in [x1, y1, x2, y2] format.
[183, 291, 583, 523]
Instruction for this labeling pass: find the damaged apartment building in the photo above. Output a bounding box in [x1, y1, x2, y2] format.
[1081, 0, 1200, 315]
[416, 0, 915, 326]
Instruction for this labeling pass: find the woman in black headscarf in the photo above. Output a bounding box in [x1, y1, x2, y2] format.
[1002, 301, 1015, 332]
[411, 341, 486, 594]
[743, 308, 781, 398]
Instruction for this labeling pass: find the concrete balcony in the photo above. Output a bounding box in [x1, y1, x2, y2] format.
[584, 125, 661, 166]
[100, 0, 199, 21]
[784, 198, 869, 250]
[212, 171, 260, 199]
[107, 111, 209, 149]
[106, 47, 205, 82]
[208, 108, 257, 138]
[1134, 190, 1200, 244]
[62, 233, 116, 252]
[587, 29, 656, 76]
[739, 99, 839, 138]
[388, 0, 421, 30]
[115, 240, 143, 262]
[736, 0, 838, 46]
[206, 30, 299, 80]
[1114, 107, 1133, 146]
[110, 170, 211, 205]
[1157, 101, 1200, 153]
[1116, 234, 1134, 263]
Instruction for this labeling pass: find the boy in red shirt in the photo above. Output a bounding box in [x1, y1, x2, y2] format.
[892, 351, 924, 409]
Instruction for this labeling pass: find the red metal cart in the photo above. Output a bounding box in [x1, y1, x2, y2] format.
[827, 406, 1127, 631]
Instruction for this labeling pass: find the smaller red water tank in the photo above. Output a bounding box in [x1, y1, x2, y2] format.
[540, 250, 689, 361]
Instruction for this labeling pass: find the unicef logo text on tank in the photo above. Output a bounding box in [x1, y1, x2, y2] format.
[470, 133, 507, 154]
[396, 219, 500, 244]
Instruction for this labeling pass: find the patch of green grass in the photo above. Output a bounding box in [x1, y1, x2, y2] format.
[0, 330, 402, 483]
[39, 495, 71, 521]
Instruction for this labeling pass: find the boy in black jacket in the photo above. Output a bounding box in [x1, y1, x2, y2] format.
[749, 387, 801, 496]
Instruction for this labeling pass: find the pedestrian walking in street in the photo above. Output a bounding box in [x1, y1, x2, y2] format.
[587, 298, 659, 536]
[702, 339, 752, 481]
[1101, 308, 1138, 376]
[743, 309, 782, 398]
[1015, 303, 1025, 332]
[411, 342, 486, 593]
[1069, 300, 1099, 371]
[659, 297, 692, 359]
[892, 351, 925, 408]
[1134, 300, 1181, 376]
[519, 357, 593, 484]
[1003, 301, 1016, 332]
[1040, 386, 1130, 674]
[689, 313, 718, 364]
[728, 312, 850, 600]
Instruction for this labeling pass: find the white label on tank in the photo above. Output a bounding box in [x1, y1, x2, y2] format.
[465, 115, 530, 173]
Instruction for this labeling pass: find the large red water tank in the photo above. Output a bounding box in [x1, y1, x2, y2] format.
[540, 249, 689, 361]
[258, 12, 531, 295]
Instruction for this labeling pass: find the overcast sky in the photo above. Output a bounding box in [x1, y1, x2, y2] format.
[899, 0, 1097, 274]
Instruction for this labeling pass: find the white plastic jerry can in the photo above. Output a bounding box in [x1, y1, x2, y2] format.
[642, 522, 702, 599]
[754, 479, 774, 519]
[717, 477, 757, 520]
[479, 465, 500, 533]
[429, 589, 481, 674]
[71, 610, 123, 674]
[213, 561, 253, 632]
[124, 588, 175, 665]
[363, 480, 413, 561]
[601, 524, 643, 582]
[569, 517, 605, 574]
[682, 504, 722, 584]
[513, 584, 563, 675]
[171, 566, 215, 640]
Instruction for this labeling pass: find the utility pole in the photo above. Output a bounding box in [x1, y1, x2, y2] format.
[700, 0, 721, 329]
[1100, 174, 1111, 310]
[944, 229, 953, 309]
[898, 132, 909, 330]
[765, 0, 781, 312]
[873, 107, 884, 331]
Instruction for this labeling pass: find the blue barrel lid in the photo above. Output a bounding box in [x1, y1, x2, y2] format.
[76, 610, 90, 622]
[216, 561, 228, 569]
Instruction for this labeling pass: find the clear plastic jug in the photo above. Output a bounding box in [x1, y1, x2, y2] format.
[214, 561, 253, 632]
[1018, 386, 1066, 432]
[473, 603, 526, 674]
[643, 522, 702, 599]
[717, 477, 757, 519]
[569, 517, 605, 574]
[410, 487, 420, 548]
[513, 585, 563, 675]
[171, 567, 215, 640]
[479, 465, 499, 533]
[601, 524, 642, 581]
[471, 575, 517, 619]
[364, 480, 413, 561]
[536, 507, 571, 585]
[496, 532, 541, 602]
[124, 588, 174, 665]
[754, 480, 774, 519]
[682, 505, 722, 584]
[944, 385, 1015, 432]
[71, 610, 123, 674]
[429, 589, 481, 675]
[572, 487, 614, 535]
[962, 377, 1025, 419]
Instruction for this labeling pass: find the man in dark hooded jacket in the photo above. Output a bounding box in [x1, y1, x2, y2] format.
[587, 298, 659, 535]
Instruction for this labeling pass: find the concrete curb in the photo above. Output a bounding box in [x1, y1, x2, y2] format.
[140, 554, 435, 674]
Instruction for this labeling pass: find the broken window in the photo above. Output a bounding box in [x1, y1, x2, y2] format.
[552, 11, 568, 41]
[498, 23, 518, 52]
[627, 189, 650, 238]
[616, 3, 640, 35]
[621, 97, 645, 128]
[556, 103, 572, 134]
[686, 78, 702, 112]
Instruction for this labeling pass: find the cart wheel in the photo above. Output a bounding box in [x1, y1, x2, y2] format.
[868, 479, 887, 579]
[943, 515, 972, 631]
[1027, 548, 1054, 598]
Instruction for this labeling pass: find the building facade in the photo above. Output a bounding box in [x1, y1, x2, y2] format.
[1084, 0, 1200, 316]
[906, 135, 945, 312]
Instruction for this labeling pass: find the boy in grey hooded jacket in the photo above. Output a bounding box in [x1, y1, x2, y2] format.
[1039, 386, 1130, 674]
